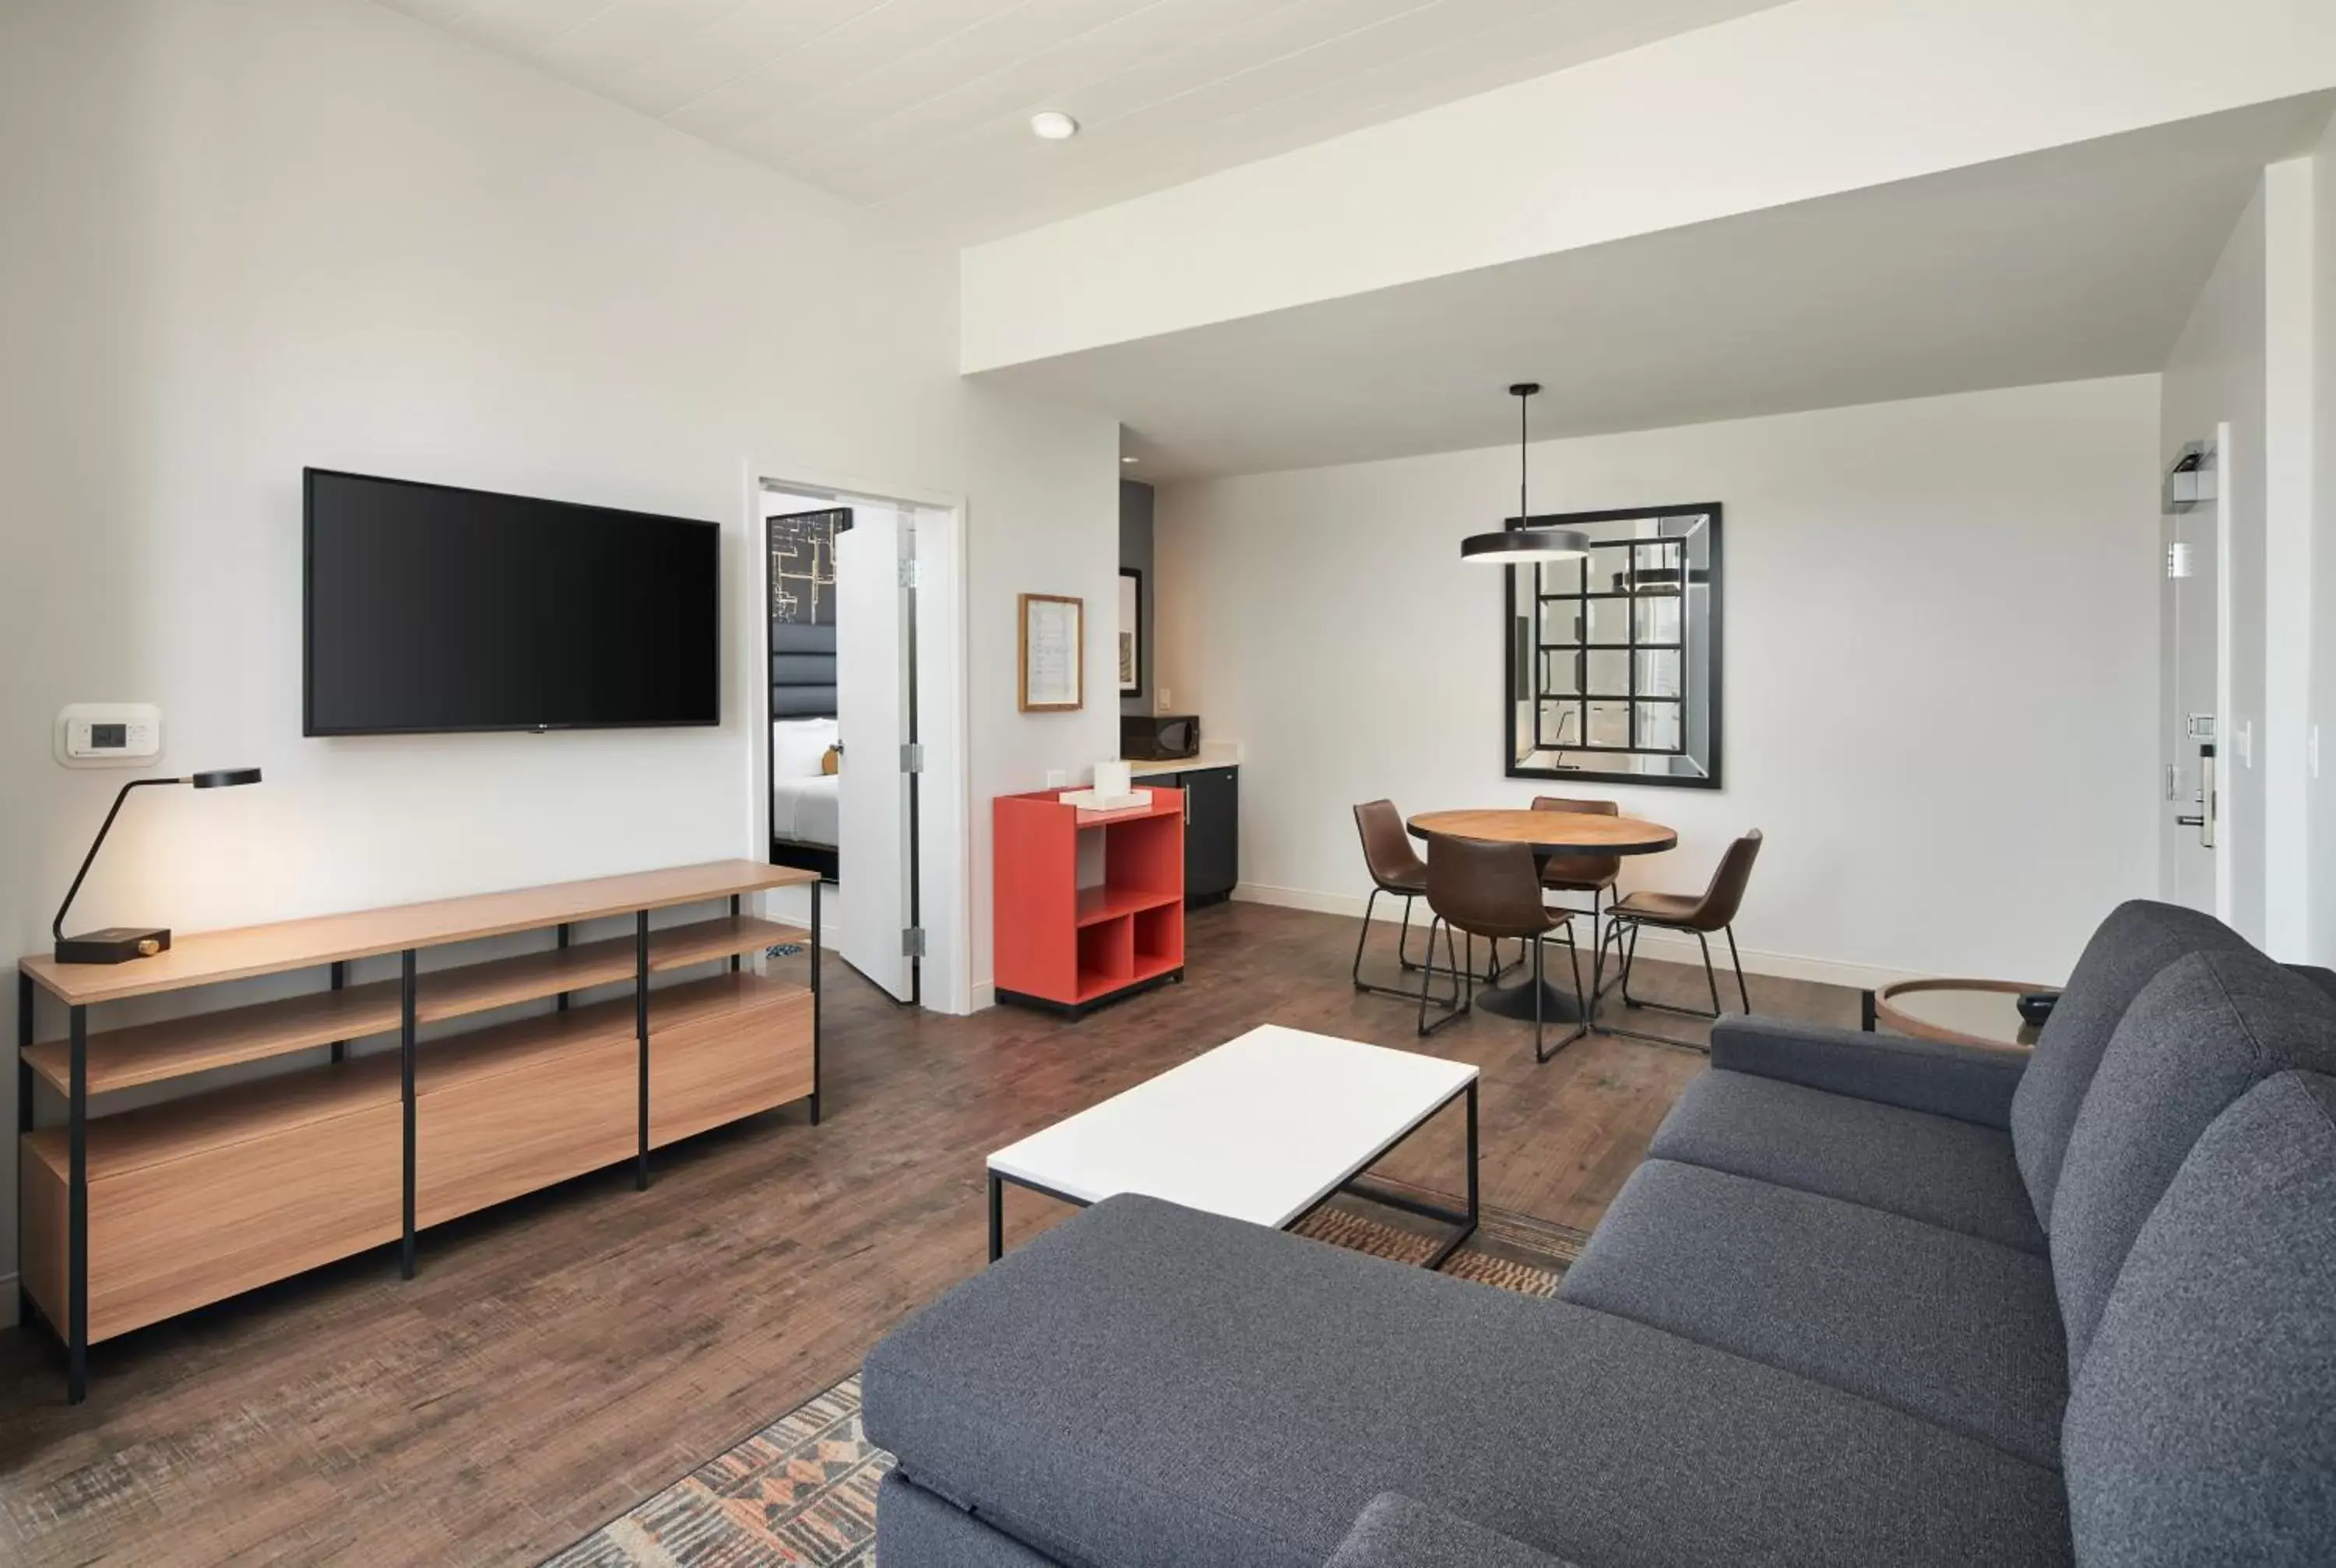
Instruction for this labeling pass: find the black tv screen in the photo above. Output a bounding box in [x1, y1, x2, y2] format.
[304, 469, 719, 736]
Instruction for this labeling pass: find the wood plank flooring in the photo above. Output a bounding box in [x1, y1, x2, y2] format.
[0, 900, 1859, 1566]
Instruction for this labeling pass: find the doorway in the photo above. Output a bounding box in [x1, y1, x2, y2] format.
[751, 466, 970, 1015]
[2159, 429, 2226, 918]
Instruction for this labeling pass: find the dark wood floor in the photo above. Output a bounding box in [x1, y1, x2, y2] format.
[0, 901, 1857, 1566]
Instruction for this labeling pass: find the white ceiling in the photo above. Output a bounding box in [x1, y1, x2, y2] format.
[978, 95, 2336, 480]
[379, 0, 1790, 242]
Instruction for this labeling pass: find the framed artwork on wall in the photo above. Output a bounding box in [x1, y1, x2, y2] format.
[1117, 568, 1144, 698]
[1018, 592, 1084, 712]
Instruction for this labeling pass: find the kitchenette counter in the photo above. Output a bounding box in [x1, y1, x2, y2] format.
[1124, 749, 1240, 779]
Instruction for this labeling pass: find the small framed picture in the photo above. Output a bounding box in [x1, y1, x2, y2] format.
[1018, 592, 1084, 712]
[1117, 568, 1143, 698]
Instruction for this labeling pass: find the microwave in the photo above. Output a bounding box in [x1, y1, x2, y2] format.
[1123, 713, 1201, 761]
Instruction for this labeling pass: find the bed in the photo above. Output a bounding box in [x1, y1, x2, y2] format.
[772, 715, 840, 880]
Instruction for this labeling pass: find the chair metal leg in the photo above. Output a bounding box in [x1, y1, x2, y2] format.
[1616, 919, 1730, 1023]
[1351, 885, 1381, 990]
[1360, 891, 1460, 1001]
[1565, 923, 1586, 1021]
[1417, 918, 1468, 1035]
[1726, 925, 1750, 1013]
[1618, 918, 1644, 1006]
[1529, 935, 1543, 1061]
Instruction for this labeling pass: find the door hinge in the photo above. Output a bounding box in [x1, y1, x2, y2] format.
[899, 742, 924, 773]
[898, 559, 920, 589]
[901, 926, 927, 958]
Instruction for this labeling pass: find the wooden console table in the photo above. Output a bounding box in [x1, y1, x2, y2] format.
[16, 859, 819, 1403]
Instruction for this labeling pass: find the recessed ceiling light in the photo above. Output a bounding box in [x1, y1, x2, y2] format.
[1030, 110, 1080, 141]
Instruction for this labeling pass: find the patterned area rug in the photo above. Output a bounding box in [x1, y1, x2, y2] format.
[543, 1194, 1583, 1566]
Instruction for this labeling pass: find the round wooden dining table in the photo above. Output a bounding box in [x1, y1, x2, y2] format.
[1405, 808, 1679, 1023]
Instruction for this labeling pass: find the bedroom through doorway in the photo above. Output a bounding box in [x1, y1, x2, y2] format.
[761, 479, 939, 1007]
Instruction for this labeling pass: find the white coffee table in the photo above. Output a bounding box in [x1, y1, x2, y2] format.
[986, 1024, 1479, 1267]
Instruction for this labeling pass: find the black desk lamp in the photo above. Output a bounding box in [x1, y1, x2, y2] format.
[52, 768, 262, 963]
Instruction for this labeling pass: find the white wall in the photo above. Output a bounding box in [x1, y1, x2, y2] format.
[962, 0, 2336, 370]
[2316, 118, 2336, 965]
[1154, 378, 2162, 985]
[2265, 159, 2318, 958]
[2163, 186, 2271, 947]
[0, 0, 1116, 1313]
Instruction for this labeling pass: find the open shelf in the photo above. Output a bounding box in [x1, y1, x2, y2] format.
[1074, 885, 1182, 927]
[23, 971, 811, 1187]
[23, 915, 805, 1096]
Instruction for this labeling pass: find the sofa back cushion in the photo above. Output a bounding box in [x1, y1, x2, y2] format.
[2049, 950, 2336, 1375]
[2008, 899, 2251, 1224]
[2062, 1071, 2336, 1566]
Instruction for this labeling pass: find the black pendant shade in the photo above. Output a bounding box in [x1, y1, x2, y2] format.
[1461, 526, 1592, 562]
[1463, 381, 1588, 564]
[192, 767, 262, 789]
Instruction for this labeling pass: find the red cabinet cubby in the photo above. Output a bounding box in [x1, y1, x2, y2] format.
[994, 787, 1186, 1016]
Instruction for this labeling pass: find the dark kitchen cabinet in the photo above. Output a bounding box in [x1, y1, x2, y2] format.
[1171, 766, 1238, 907]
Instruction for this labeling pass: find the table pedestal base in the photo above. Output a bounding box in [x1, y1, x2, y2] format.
[1473, 977, 1588, 1025]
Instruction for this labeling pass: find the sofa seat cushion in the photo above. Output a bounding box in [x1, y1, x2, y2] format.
[864, 1194, 2070, 1568]
[2063, 1071, 2336, 1566]
[2049, 949, 2336, 1375]
[1557, 1159, 2067, 1466]
[878, 1471, 1067, 1568]
[1325, 1493, 1580, 1568]
[2008, 899, 2252, 1224]
[1650, 1070, 2045, 1253]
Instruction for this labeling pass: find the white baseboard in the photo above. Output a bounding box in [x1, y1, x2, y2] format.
[969, 980, 997, 1012]
[1230, 881, 1909, 993]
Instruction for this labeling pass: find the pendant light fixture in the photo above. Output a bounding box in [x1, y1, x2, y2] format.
[1461, 382, 1589, 564]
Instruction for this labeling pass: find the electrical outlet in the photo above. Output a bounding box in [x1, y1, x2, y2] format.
[1045, 768, 1068, 789]
[2239, 720, 2253, 768]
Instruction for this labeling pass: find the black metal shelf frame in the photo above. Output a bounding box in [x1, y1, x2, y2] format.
[14, 883, 821, 1405]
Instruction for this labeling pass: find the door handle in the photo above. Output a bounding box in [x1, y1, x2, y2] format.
[2175, 815, 2205, 828]
[2198, 744, 2217, 849]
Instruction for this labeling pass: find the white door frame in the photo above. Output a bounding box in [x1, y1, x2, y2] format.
[739, 458, 974, 1015]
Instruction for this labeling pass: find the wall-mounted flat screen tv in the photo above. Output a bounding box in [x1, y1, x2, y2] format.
[304, 468, 719, 736]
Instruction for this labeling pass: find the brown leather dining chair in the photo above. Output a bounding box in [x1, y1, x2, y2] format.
[1420, 835, 1584, 1063]
[1350, 800, 1434, 999]
[1531, 795, 1620, 930]
[1601, 829, 1764, 1024]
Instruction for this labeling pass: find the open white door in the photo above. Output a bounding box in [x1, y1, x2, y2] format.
[836, 501, 915, 1000]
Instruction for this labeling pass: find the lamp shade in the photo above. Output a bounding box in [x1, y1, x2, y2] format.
[192, 767, 262, 789]
[1461, 526, 1591, 564]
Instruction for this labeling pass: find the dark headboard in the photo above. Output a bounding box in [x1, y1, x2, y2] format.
[771, 621, 837, 718]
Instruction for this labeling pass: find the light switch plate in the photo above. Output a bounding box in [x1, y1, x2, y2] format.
[1157, 687, 1172, 713]
[56, 703, 164, 768]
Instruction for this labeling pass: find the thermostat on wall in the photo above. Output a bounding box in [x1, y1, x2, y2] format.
[57, 703, 164, 768]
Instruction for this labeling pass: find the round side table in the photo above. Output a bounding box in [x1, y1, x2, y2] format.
[1867, 978, 2052, 1052]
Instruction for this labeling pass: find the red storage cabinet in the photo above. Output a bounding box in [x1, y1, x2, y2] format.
[994, 788, 1185, 1016]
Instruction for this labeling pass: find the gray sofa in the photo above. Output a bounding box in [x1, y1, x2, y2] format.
[863, 901, 2336, 1566]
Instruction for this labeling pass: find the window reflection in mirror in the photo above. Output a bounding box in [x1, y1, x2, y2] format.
[1506, 506, 1721, 789]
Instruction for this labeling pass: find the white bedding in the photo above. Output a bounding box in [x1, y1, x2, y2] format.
[772, 772, 840, 847]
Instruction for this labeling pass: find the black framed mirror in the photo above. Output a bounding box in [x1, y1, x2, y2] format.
[1504, 504, 1722, 788]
